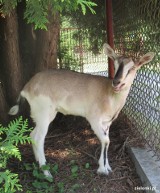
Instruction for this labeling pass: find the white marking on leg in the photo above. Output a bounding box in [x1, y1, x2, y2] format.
[97, 137, 111, 175]
[29, 95, 57, 177]
[30, 121, 54, 177]
[96, 123, 111, 174]
[30, 123, 48, 166]
[89, 118, 112, 175]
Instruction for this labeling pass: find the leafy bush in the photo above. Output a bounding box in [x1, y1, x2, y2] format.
[1, 0, 97, 30]
[0, 116, 32, 193]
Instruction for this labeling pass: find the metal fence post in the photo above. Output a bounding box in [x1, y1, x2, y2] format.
[106, 0, 114, 79]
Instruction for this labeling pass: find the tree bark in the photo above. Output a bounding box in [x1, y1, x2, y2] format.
[34, 11, 60, 72]
[17, 1, 36, 82]
[3, 9, 23, 105]
[0, 7, 60, 123]
[0, 81, 8, 124]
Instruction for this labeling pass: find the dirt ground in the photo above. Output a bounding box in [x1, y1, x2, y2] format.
[10, 113, 145, 193]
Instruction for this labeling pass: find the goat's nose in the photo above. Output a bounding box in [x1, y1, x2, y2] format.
[113, 79, 121, 86]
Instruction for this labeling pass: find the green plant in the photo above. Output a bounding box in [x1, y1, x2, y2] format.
[23, 160, 93, 192]
[0, 116, 32, 193]
[24, 163, 55, 193]
[0, 0, 97, 30]
[70, 184, 81, 193]
[85, 162, 90, 169]
[71, 165, 79, 179]
[57, 182, 64, 193]
[24, 162, 68, 193]
[24, 163, 54, 192]
[70, 160, 79, 179]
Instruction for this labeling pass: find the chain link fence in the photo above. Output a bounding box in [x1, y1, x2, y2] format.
[112, 0, 160, 158]
[59, 0, 160, 158]
[58, 28, 108, 76]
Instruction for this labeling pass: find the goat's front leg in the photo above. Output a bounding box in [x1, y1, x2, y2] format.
[97, 133, 112, 175]
[90, 119, 112, 175]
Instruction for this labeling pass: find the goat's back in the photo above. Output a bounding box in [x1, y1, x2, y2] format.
[21, 69, 114, 117]
[23, 69, 112, 98]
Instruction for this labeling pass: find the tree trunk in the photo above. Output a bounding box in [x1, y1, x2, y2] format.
[0, 81, 8, 124]
[3, 9, 23, 105]
[34, 12, 60, 72]
[17, 1, 37, 82]
[0, 7, 60, 123]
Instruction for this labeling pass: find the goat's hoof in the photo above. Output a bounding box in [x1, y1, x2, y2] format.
[43, 170, 53, 178]
[97, 166, 112, 176]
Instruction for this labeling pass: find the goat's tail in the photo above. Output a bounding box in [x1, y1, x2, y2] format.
[8, 94, 26, 115]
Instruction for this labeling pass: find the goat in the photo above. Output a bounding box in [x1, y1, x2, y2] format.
[8, 44, 154, 177]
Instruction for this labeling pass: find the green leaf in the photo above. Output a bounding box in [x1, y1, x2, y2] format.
[52, 163, 59, 174]
[41, 164, 50, 171]
[77, 0, 97, 15]
[32, 180, 42, 189]
[45, 176, 53, 183]
[23, 163, 33, 171]
[71, 183, 81, 191]
[0, 117, 32, 192]
[70, 160, 76, 165]
[0, 170, 22, 193]
[33, 169, 39, 178]
[85, 162, 90, 169]
[58, 182, 64, 193]
[71, 165, 78, 174]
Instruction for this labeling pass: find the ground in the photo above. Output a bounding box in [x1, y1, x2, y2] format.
[9, 113, 145, 193]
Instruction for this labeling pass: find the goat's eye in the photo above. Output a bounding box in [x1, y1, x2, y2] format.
[126, 70, 131, 77]
[126, 66, 135, 77]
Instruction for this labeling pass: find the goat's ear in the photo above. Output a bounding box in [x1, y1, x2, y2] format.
[103, 43, 117, 61]
[135, 52, 155, 69]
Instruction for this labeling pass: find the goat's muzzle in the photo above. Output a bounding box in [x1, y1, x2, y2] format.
[112, 79, 125, 93]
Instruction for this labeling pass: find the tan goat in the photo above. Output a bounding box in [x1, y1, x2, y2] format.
[9, 44, 154, 177]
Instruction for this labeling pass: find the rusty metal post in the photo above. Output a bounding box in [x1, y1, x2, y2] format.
[106, 0, 114, 79]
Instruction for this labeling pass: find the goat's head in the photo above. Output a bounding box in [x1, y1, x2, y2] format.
[103, 43, 155, 93]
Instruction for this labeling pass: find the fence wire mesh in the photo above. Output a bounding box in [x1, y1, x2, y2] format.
[59, 28, 108, 76]
[59, 0, 160, 158]
[112, 0, 160, 158]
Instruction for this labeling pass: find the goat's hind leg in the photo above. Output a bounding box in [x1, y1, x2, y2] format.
[30, 110, 57, 177]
